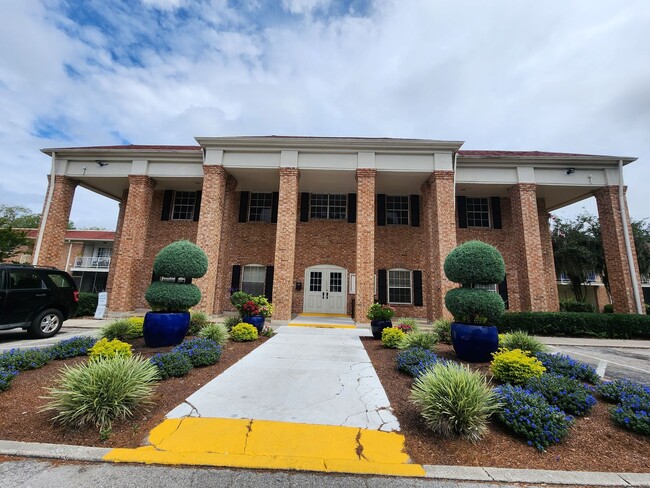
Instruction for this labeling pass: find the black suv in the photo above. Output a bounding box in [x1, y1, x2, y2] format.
[0, 264, 79, 338]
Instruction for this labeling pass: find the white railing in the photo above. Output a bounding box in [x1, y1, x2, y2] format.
[73, 256, 111, 269]
[18, 254, 33, 264]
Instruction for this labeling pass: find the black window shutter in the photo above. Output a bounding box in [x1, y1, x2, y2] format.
[457, 196, 467, 228]
[498, 276, 509, 310]
[377, 269, 387, 304]
[377, 194, 386, 226]
[264, 266, 274, 301]
[271, 192, 279, 223]
[161, 190, 173, 221]
[347, 193, 357, 223]
[238, 192, 249, 223]
[193, 191, 202, 221]
[300, 192, 310, 222]
[231, 265, 241, 293]
[410, 195, 420, 227]
[413, 270, 423, 306]
[491, 196, 502, 229]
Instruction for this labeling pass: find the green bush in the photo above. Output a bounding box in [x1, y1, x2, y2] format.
[603, 304, 614, 313]
[398, 331, 438, 350]
[47, 336, 97, 359]
[445, 288, 505, 325]
[0, 368, 19, 392]
[499, 331, 547, 355]
[88, 338, 132, 361]
[230, 291, 252, 314]
[397, 347, 440, 377]
[172, 338, 222, 367]
[0, 348, 51, 371]
[395, 317, 419, 334]
[382, 327, 405, 348]
[188, 311, 210, 335]
[199, 323, 229, 345]
[223, 316, 241, 331]
[498, 312, 650, 339]
[260, 325, 276, 337]
[411, 362, 501, 442]
[611, 392, 650, 436]
[535, 353, 600, 384]
[150, 351, 193, 380]
[152, 240, 208, 278]
[432, 319, 451, 344]
[490, 349, 546, 385]
[145, 282, 202, 312]
[527, 374, 597, 416]
[230, 323, 258, 342]
[101, 318, 143, 341]
[77, 292, 98, 316]
[560, 298, 596, 313]
[42, 355, 159, 431]
[596, 380, 650, 403]
[444, 240, 505, 285]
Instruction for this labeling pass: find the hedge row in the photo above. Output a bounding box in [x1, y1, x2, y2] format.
[498, 312, 650, 339]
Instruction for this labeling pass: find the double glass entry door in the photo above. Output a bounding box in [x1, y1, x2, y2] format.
[304, 267, 346, 314]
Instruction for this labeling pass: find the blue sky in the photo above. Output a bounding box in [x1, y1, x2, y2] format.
[1, 0, 649, 229]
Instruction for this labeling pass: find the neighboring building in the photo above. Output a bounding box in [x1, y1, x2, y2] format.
[556, 272, 650, 311]
[33, 136, 645, 321]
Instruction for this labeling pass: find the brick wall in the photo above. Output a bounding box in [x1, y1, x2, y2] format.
[37, 176, 77, 267]
[355, 169, 376, 322]
[538, 199, 559, 311]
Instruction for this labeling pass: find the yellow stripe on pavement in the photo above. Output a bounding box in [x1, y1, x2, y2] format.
[287, 323, 357, 329]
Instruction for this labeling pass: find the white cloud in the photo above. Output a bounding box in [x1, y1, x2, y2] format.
[281, 0, 332, 15]
[141, 0, 184, 11]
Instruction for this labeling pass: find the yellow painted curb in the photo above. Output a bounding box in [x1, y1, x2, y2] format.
[287, 323, 356, 329]
[105, 417, 424, 478]
[298, 313, 350, 317]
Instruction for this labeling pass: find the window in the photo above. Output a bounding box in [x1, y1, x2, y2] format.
[386, 196, 409, 225]
[47, 273, 73, 288]
[171, 191, 197, 220]
[10, 271, 45, 290]
[309, 194, 347, 220]
[249, 193, 273, 222]
[242, 265, 265, 296]
[466, 197, 490, 228]
[388, 269, 412, 304]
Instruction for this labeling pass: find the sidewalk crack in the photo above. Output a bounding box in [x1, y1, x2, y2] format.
[355, 429, 369, 461]
[242, 419, 253, 453]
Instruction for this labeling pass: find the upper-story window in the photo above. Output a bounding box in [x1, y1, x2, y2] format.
[386, 196, 409, 225]
[310, 194, 347, 220]
[249, 193, 273, 222]
[466, 197, 490, 228]
[172, 191, 197, 220]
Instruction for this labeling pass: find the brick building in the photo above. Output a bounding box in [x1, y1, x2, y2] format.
[34, 136, 645, 321]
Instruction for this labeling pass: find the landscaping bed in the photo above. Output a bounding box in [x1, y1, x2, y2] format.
[362, 338, 650, 473]
[0, 336, 268, 448]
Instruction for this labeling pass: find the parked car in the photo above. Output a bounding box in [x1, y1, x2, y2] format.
[0, 264, 79, 338]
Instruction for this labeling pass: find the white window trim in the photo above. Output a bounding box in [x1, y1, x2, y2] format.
[387, 268, 413, 305]
[473, 283, 498, 292]
[386, 195, 410, 226]
[465, 196, 491, 228]
[171, 190, 197, 221]
[241, 264, 266, 295]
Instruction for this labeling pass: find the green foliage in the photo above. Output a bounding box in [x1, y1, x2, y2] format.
[230, 323, 258, 342]
[77, 293, 98, 316]
[188, 310, 210, 335]
[498, 312, 650, 339]
[611, 392, 650, 436]
[382, 327, 405, 348]
[395, 317, 419, 334]
[366, 303, 395, 320]
[596, 380, 650, 404]
[603, 304, 614, 313]
[0, 204, 41, 228]
[0, 367, 19, 392]
[445, 287, 505, 325]
[535, 353, 600, 384]
[396, 347, 440, 377]
[172, 338, 222, 367]
[42, 355, 159, 431]
[259, 325, 276, 337]
[150, 351, 193, 380]
[0, 226, 29, 262]
[411, 362, 501, 442]
[490, 349, 546, 385]
[432, 319, 452, 344]
[230, 291, 252, 311]
[89, 338, 132, 361]
[398, 331, 438, 350]
[101, 318, 143, 341]
[145, 281, 202, 312]
[223, 316, 241, 331]
[526, 374, 597, 416]
[444, 240, 505, 285]
[251, 295, 274, 318]
[560, 298, 596, 313]
[152, 240, 208, 278]
[199, 323, 229, 345]
[47, 336, 97, 359]
[0, 348, 51, 371]
[499, 331, 547, 355]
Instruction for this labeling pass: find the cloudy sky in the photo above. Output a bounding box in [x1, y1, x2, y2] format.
[1, 0, 649, 229]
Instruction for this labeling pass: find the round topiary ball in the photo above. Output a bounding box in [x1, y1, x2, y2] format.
[444, 240, 505, 285]
[145, 282, 202, 311]
[445, 287, 505, 325]
[153, 241, 208, 278]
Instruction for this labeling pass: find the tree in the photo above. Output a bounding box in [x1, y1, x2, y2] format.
[0, 206, 30, 261]
[0, 204, 75, 230]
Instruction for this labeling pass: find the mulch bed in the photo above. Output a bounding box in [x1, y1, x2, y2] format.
[0, 336, 268, 448]
[361, 338, 650, 473]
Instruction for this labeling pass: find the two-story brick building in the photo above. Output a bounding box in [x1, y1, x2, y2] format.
[33, 136, 644, 321]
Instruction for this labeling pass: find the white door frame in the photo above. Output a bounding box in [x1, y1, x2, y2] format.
[303, 264, 348, 314]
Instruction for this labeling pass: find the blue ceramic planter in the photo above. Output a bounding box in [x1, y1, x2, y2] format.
[371, 319, 392, 339]
[143, 311, 191, 348]
[243, 315, 265, 333]
[450, 322, 499, 362]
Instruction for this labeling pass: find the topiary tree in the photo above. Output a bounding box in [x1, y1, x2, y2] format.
[444, 240, 506, 324]
[145, 241, 208, 312]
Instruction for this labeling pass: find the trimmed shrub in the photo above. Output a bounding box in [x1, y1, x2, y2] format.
[495, 384, 574, 451]
[127, 317, 144, 338]
[150, 351, 193, 379]
[560, 298, 596, 313]
[444, 240, 506, 285]
[199, 323, 229, 345]
[535, 353, 600, 384]
[89, 338, 132, 361]
[101, 319, 143, 341]
[526, 374, 597, 416]
[398, 331, 438, 350]
[41, 355, 159, 431]
[603, 304, 614, 314]
[230, 323, 258, 342]
[611, 392, 650, 436]
[145, 281, 202, 312]
[498, 312, 650, 339]
[432, 319, 452, 344]
[48, 336, 97, 359]
[77, 292, 98, 316]
[151, 240, 208, 278]
[172, 338, 222, 367]
[411, 362, 500, 442]
[445, 288, 505, 325]
[395, 317, 419, 334]
[397, 347, 440, 377]
[499, 331, 547, 355]
[382, 327, 405, 348]
[188, 311, 210, 335]
[490, 349, 546, 385]
[0, 368, 19, 392]
[596, 380, 650, 403]
[223, 316, 241, 331]
[0, 348, 51, 371]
